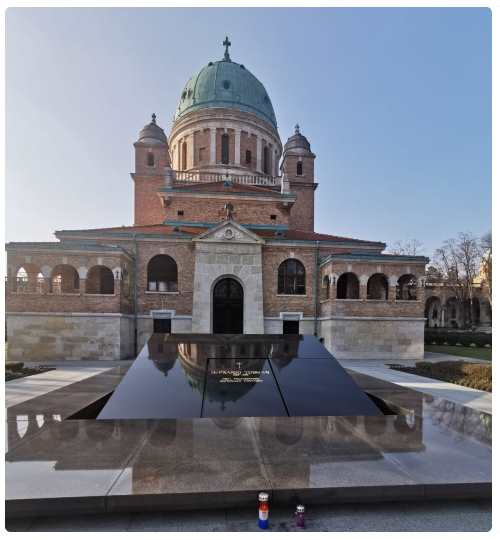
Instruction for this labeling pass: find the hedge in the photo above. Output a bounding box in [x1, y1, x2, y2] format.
[424, 330, 491, 348]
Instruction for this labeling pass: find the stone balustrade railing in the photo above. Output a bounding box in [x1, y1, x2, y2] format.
[174, 170, 281, 187]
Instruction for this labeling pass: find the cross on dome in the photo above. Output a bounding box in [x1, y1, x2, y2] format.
[151, 113, 157, 124]
[223, 36, 231, 61]
[294, 123, 300, 134]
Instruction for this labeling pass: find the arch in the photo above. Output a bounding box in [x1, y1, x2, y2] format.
[263, 145, 270, 174]
[336, 272, 359, 299]
[296, 161, 303, 176]
[221, 133, 229, 164]
[367, 273, 389, 300]
[50, 264, 80, 294]
[445, 297, 461, 328]
[147, 254, 178, 292]
[397, 274, 418, 300]
[425, 296, 441, 327]
[147, 151, 155, 167]
[181, 141, 187, 170]
[15, 264, 44, 293]
[86, 265, 115, 294]
[212, 277, 244, 333]
[322, 275, 330, 300]
[278, 258, 306, 295]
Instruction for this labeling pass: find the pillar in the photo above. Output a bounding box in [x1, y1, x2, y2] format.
[210, 128, 216, 164]
[234, 129, 241, 166]
[256, 136, 262, 172]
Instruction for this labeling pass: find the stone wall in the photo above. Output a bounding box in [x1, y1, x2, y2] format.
[191, 227, 264, 333]
[6, 313, 135, 362]
[319, 317, 425, 360]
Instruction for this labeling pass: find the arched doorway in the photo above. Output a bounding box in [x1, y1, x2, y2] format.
[213, 278, 244, 334]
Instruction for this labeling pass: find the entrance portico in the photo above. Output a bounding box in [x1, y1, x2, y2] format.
[191, 220, 265, 333]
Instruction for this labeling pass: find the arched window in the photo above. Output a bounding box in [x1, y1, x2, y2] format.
[15, 267, 29, 293]
[263, 145, 269, 174]
[50, 265, 79, 294]
[322, 275, 330, 300]
[425, 296, 441, 328]
[296, 161, 303, 176]
[221, 133, 229, 164]
[245, 149, 252, 165]
[181, 141, 187, 170]
[367, 273, 388, 300]
[147, 255, 178, 292]
[396, 274, 417, 300]
[86, 265, 114, 294]
[278, 259, 306, 295]
[336, 273, 359, 299]
[147, 152, 155, 167]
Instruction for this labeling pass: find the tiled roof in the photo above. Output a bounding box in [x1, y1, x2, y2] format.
[55, 223, 385, 246]
[256, 229, 385, 245]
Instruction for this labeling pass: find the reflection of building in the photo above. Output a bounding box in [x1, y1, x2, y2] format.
[6, 39, 428, 362]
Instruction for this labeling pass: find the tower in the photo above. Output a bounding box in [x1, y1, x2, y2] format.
[281, 125, 317, 231]
[132, 114, 170, 225]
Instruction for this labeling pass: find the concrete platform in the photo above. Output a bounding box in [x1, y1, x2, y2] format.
[5, 366, 491, 519]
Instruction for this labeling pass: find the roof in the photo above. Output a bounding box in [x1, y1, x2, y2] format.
[55, 223, 385, 247]
[5, 242, 131, 255]
[136, 114, 167, 144]
[320, 252, 429, 266]
[174, 59, 277, 128]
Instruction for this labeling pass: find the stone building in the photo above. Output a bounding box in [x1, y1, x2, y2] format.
[6, 39, 429, 362]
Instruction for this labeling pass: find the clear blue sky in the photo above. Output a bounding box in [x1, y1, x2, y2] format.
[6, 7, 491, 255]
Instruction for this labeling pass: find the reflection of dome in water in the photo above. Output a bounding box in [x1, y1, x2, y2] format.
[147, 335, 179, 376]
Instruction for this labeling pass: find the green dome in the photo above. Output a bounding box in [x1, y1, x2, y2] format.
[175, 59, 277, 128]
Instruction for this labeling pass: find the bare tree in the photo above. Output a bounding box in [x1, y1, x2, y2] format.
[481, 231, 492, 304]
[433, 232, 482, 328]
[388, 239, 424, 256]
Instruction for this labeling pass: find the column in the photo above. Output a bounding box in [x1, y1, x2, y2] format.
[187, 132, 194, 169]
[256, 136, 262, 172]
[234, 129, 241, 166]
[210, 128, 216, 164]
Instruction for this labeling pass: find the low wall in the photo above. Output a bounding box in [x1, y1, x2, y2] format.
[6, 313, 135, 362]
[319, 316, 425, 360]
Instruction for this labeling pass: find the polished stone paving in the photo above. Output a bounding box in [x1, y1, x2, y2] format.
[5, 500, 492, 532]
[5, 362, 491, 518]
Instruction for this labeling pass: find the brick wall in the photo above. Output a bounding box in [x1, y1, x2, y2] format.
[136, 241, 195, 316]
[165, 197, 289, 225]
[262, 245, 317, 317]
[134, 176, 166, 225]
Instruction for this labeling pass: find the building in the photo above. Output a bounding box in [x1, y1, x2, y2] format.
[6, 39, 430, 362]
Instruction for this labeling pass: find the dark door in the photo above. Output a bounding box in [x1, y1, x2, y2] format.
[153, 318, 171, 334]
[283, 320, 300, 335]
[213, 278, 243, 334]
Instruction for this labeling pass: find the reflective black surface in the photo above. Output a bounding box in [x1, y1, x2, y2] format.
[98, 334, 383, 419]
[202, 358, 288, 417]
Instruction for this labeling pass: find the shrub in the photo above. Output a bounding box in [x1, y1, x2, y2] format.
[425, 330, 491, 348]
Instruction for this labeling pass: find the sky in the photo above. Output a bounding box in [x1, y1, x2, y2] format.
[5, 7, 491, 256]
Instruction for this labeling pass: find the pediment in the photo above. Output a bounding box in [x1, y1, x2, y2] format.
[194, 220, 264, 244]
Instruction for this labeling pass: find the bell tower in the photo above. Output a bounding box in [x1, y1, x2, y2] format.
[132, 114, 170, 225]
[281, 125, 317, 231]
